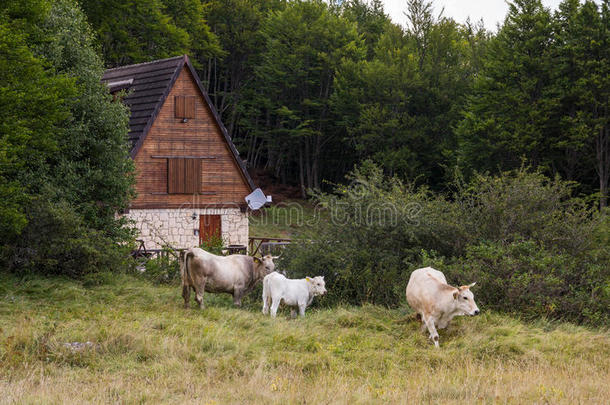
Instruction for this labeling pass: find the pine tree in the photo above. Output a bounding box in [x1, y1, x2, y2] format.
[553, 0, 609, 208]
[457, 0, 555, 174]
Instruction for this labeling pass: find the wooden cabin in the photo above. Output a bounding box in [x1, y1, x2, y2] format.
[102, 55, 255, 249]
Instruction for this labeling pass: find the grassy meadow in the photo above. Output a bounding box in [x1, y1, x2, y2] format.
[248, 200, 320, 239]
[1, 273, 609, 404]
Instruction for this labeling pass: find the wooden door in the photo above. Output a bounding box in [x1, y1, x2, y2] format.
[199, 214, 221, 245]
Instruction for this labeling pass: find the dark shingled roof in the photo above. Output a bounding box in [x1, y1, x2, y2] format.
[102, 55, 255, 191]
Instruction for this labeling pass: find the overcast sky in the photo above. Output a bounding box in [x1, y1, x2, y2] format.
[380, 0, 587, 31]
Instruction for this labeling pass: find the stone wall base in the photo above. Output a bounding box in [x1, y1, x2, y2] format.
[124, 208, 248, 250]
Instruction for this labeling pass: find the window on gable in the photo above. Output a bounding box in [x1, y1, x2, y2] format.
[106, 78, 133, 102]
[175, 95, 196, 119]
[107, 78, 133, 93]
[168, 158, 201, 194]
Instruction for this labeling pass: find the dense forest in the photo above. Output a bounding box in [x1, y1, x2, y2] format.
[0, 0, 608, 277]
[78, 0, 609, 203]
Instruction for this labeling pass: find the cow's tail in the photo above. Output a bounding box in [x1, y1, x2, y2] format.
[180, 249, 193, 287]
[179, 250, 186, 285]
[181, 250, 194, 306]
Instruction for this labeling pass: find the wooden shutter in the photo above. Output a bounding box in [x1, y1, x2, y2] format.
[175, 96, 196, 119]
[168, 158, 199, 194]
[174, 96, 185, 118]
[185, 96, 196, 119]
[168, 158, 186, 193]
[185, 158, 201, 194]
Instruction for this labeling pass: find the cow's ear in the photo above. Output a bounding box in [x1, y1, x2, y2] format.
[306, 277, 312, 282]
[453, 290, 459, 300]
[253, 256, 261, 264]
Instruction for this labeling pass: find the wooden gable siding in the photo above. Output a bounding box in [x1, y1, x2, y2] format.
[131, 66, 251, 209]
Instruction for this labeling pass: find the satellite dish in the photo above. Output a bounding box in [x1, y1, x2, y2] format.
[245, 188, 269, 210]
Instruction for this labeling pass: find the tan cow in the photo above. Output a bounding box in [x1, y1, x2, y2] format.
[406, 267, 479, 347]
[180, 247, 277, 308]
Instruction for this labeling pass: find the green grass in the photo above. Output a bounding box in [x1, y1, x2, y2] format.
[249, 199, 320, 239]
[1, 273, 609, 404]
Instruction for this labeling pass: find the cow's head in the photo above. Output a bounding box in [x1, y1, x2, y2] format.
[306, 276, 327, 296]
[453, 283, 480, 316]
[253, 254, 279, 277]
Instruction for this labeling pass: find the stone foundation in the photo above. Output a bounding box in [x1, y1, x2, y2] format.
[124, 208, 248, 250]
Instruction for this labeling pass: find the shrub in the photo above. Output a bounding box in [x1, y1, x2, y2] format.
[283, 163, 462, 306]
[200, 234, 227, 256]
[142, 251, 180, 285]
[282, 163, 609, 324]
[0, 0, 135, 278]
[443, 240, 609, 324]
[6, 199, 134, 278]
[451, 168, 598, 256]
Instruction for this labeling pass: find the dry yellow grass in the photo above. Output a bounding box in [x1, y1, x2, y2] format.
[1, 274, 608, 404]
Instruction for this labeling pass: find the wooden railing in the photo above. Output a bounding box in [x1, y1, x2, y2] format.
[248, 237, 292, 256]
[131, 237, 292, 263]
[131, 239, 182, 260]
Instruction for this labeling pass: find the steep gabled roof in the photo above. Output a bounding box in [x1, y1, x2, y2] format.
[102, 55, 183, 151]
[102, 55, 255, 191]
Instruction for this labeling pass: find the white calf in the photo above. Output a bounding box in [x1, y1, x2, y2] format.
[262, 272, 326, 317]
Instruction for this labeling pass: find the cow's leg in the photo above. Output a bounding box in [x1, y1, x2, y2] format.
[290, 308, 297, 319]
[298, 303, 307, 317]
[420, 314, 428, 333]
[194, 279, 206, 310]
[262, 289, 270, 315]
[437, 319, 450, 329]
[233, 289, 243, 307]
[182, 284, 191, 309]
[270, 298, 281, 318]
[423, 316, 440, 348]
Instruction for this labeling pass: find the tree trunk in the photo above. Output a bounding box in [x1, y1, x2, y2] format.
[228, 92, 240, 137]
[205, 58, 212, 91]
[213, 58, 219, 107]
[305, 138, 313, 190]
[597, 124, 609, 209]
[313, 134, 321, 189]
[219, 73, 229, 115]
[299, 146, 306, 198]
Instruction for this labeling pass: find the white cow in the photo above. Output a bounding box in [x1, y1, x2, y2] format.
[406, 267, 479, 347]
[262, 272, 326, 318]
